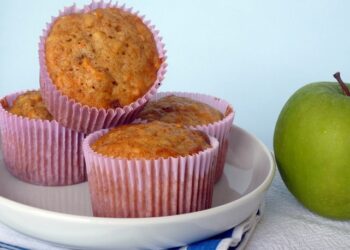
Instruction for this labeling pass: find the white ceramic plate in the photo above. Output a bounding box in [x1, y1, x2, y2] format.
[0, 125, 275, 250]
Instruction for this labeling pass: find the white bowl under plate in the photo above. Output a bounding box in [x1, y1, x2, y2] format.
[0, 125, 275, 250]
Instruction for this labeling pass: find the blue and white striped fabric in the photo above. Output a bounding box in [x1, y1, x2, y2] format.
[175, 207, 262, 250]
[0, 206, 262, 250]
[0, 243, 29, 250]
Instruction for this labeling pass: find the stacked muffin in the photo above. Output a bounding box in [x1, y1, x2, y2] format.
[39, 3, 166, 133]
[0, 1, 234, 218]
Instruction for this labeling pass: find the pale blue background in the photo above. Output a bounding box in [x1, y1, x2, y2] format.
[1, 0, 350, 149]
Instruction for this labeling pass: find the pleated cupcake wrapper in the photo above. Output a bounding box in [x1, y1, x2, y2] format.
[148, 92, 235, 182]
[0, 92, 86, 186]
[39, 1, 167, 134]
[83, 129, 219, 218]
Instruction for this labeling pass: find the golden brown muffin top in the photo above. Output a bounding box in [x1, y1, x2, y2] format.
[45, 8, 162, 109]
[6, 91, 53, 121]
[138, 95, 223, 126]
[91, 121, 211, 159]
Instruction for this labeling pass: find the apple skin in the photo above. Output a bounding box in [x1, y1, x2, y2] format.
[274, 82, 350, 220]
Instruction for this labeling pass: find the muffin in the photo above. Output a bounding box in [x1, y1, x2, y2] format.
[46, 8, 162, 109]
[83, 121, 219, 218]
[0, 91, 86, 186]
[138, 93, 235, 182]
[39, 2, 167, 133]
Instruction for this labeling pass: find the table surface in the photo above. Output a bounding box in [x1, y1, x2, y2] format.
[0, 171, 349, 250]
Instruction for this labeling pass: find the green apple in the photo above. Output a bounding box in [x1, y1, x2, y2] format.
[274, 72, 350, 220]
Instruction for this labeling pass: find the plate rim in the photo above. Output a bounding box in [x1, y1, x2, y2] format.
[0, 125, 276, 225]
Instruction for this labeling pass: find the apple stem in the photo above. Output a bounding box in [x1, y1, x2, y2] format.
[333, 72, 350, 96]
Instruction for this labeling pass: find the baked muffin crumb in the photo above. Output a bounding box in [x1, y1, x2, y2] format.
[7, 91, 53, 121]
[92, 121, 211, 159]
[46, 8, 162, 109]
[138, 95, 223, 126]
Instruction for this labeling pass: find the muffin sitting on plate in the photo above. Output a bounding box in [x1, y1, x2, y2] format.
[83, 121, 219, 218]
[138, 93, 234, 182]
[0, 90, 86, 186]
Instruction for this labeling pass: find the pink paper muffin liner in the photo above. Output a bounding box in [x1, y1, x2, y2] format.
[83, 129, 219, 218]
[0, 91, 86, 186]
[148, 92, 235, 182]
[39, 1, 167, 134]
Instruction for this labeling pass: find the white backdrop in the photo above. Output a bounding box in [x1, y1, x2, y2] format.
[1, 0, 350, 149]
